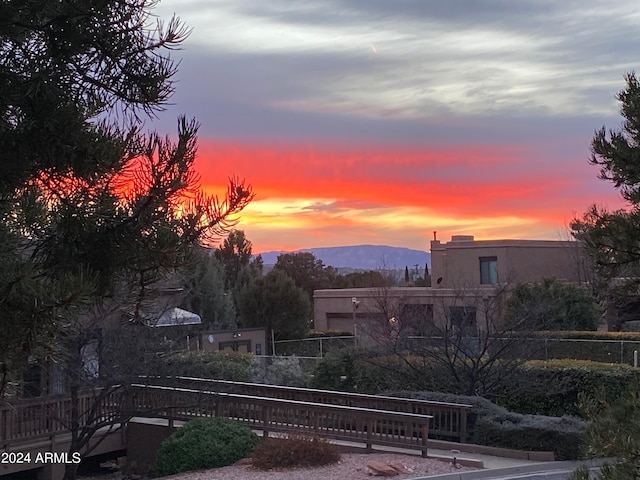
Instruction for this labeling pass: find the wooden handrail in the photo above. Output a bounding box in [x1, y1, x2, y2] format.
[0, 389, 121, 443]
[139, 376, 471, 442]
[129, 384, 433, 457]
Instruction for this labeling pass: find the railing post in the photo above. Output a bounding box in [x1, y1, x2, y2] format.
[262, 404, 270, 439]
[460, 408, 468, 443]
[366, 417, 373, 453]
[421, 423, 429, 458]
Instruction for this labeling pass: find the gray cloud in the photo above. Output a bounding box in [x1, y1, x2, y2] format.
[153, 1, 635, 149]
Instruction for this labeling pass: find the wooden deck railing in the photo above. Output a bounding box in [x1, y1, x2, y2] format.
[0, 389, 121, 443]
[140, 376, 471, 442]
[2, 379, 465, 458]
[128, 384, 433, 456]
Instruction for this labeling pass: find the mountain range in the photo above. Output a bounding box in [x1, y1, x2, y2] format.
[257, 245, 431, 271]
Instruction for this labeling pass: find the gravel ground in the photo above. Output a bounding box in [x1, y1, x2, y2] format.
[81, 452, 478, 480]
[148, 453, 475, 480]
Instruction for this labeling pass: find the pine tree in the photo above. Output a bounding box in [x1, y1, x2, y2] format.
[572, 72, 640, 326]
[0, 3, 253, 476]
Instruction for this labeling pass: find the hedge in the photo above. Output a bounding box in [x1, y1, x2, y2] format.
[390, 391, 587, 460]
[491, 359, 640, 417]
[160, 351, 254, 381]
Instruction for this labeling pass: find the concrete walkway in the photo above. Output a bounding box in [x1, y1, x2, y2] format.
[413, 459, 604, 480]
[346, 443, 605, 480]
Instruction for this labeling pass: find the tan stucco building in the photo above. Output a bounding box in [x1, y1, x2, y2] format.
[313, 235, 589, 342]
[430, 235, 588, 288]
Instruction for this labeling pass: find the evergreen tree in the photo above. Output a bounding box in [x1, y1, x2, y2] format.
[214, 229, 254, 289]
[569, 385, 640, 480]
[572, 73, 640, 303]
[182, 248, 236, 330]
[273, 251, 336, 301]
[0, 2, 253, 477]
[235, 269, 311, 342]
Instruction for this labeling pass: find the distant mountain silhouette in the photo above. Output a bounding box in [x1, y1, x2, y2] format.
[257, 245, 431, 271]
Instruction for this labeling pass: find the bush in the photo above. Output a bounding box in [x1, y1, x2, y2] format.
[312, 348, 465, 394]
[251, 434, 340, 470]
[389, 391, 587, 460]
[251, 355, 310, 386]
[502, 278, 600, 331]
[161, 351, 253, 381]
[491, 359, 640, 417]
[154, 417, 259, 476]
[311, 347, 361, 391]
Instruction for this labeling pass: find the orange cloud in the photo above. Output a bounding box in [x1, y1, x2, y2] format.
[195, 139, 625, 252]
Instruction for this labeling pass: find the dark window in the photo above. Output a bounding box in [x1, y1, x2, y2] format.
[255, 343, 262, 355]
[400, 303, 435, 335]
[480, 256, 498, 284]
[449, 306, 477, 335]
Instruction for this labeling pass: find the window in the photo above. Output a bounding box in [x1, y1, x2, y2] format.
[400, 303, 435, 336]
[480, 256, 498, 284]
[449, 306, 477, 335]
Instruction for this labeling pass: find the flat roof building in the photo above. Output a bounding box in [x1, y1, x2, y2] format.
[313, 235, 591, 342]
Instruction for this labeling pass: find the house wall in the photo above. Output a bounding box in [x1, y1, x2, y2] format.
[313, 286, 500, 341]
[314, 235, 588, 338]
[430, 235, 586, 288]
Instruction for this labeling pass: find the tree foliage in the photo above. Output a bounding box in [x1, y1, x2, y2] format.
[502, 278, 600, 331]
[214, 229, 254, 289]
[182, 247, 236, 330]
[332, 270, 391, 288]
[236, 269, 311, 341]
[273, 252, 336, 300]
[0, 2, 253, 478]
[0, 0, 253, 371]
[572, 73, 640, 321]
[569, 384, 640, 480]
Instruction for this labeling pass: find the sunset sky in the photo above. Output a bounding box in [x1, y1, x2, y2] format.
[152, 1, 634, 253]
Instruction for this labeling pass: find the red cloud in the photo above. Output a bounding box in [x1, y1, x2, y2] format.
[194, 139, 625, 251]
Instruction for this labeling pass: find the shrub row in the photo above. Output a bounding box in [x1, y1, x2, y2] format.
[391, 391, 587, 460]
[490, 359, 640, 417]
[160, 351, 254, 381]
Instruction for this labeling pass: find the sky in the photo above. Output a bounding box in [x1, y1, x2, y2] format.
[150, 0, 636, 254]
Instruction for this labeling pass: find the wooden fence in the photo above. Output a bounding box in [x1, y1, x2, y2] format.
[140, 376, 471, 442]
[129, 384, 433, 456]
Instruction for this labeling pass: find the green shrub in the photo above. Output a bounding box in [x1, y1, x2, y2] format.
[161, 351, 253, 381]
[389, 391, 587, 460]
[251, 434, 340, 470]
[311, 347, 361, 391]
[154, 417, 259, 476]
[311, 348, 465, 394]
[491, 359, 640, 417]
